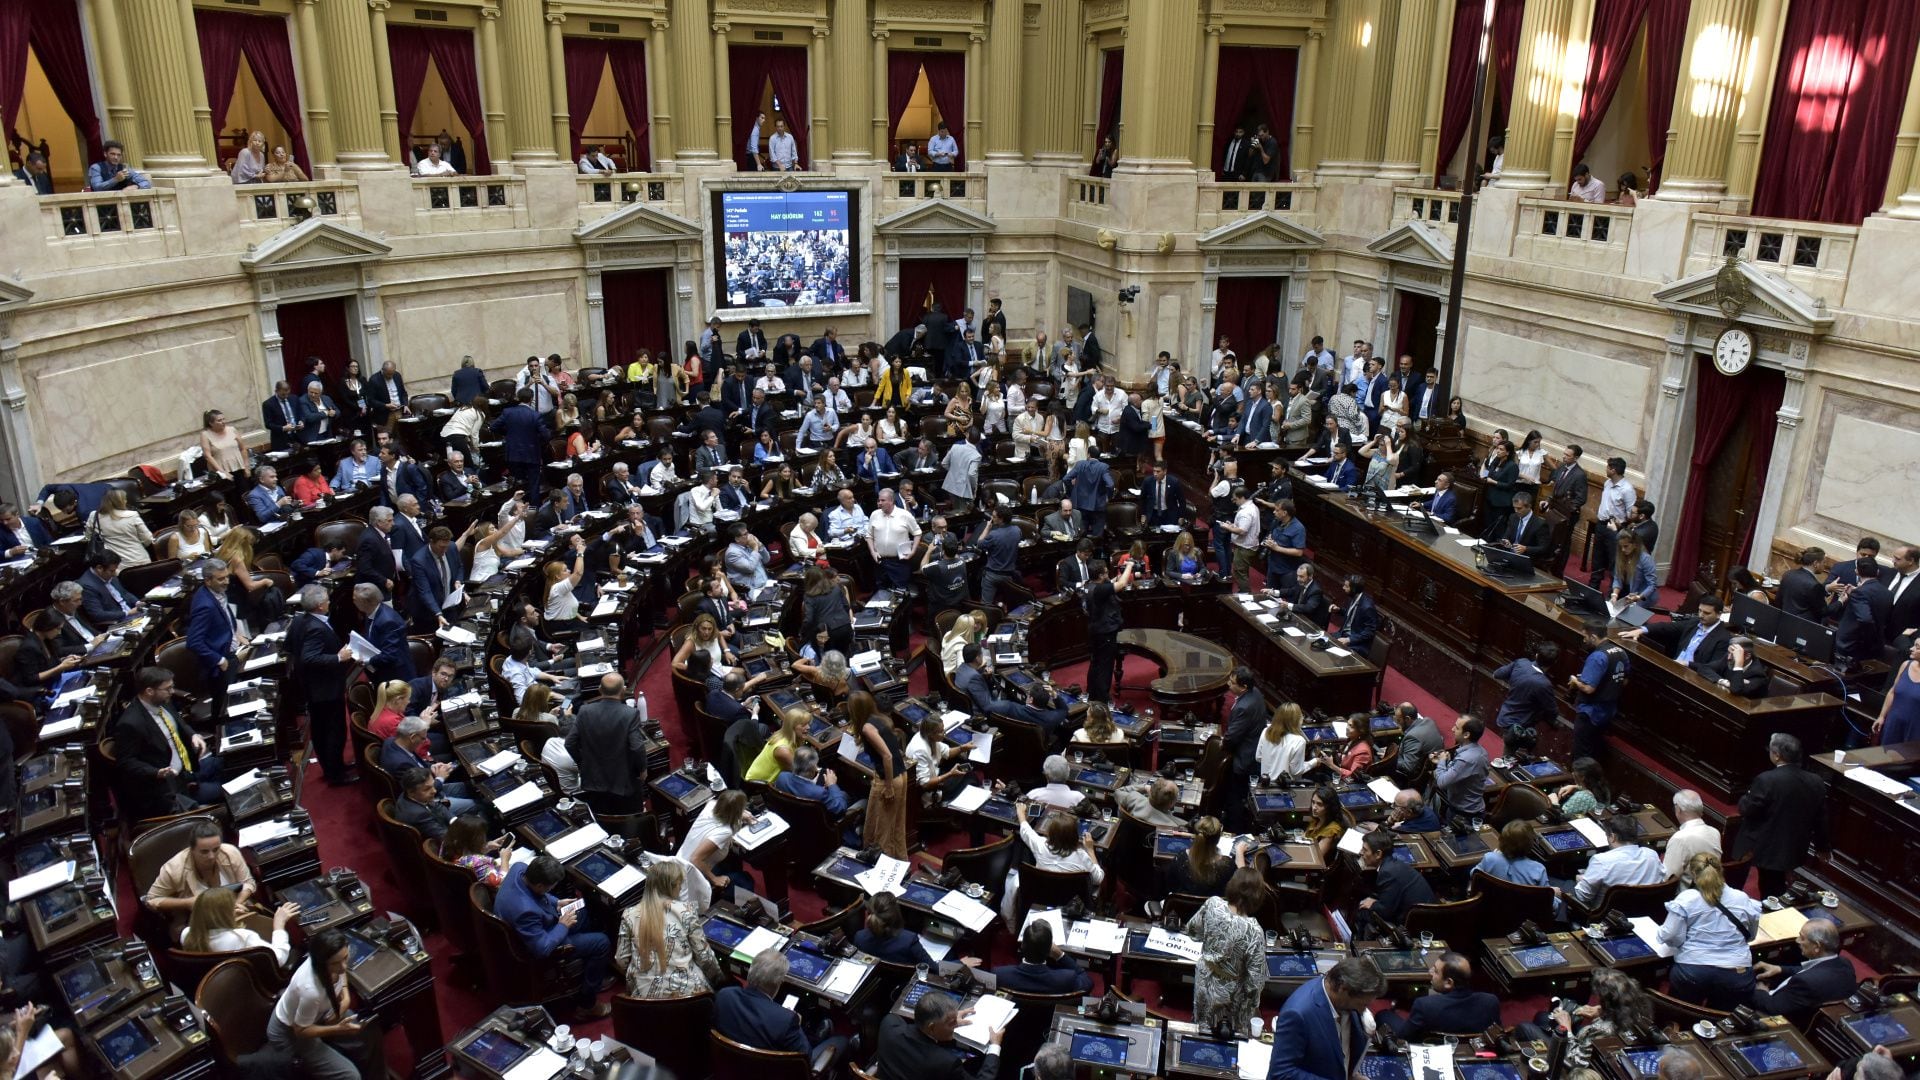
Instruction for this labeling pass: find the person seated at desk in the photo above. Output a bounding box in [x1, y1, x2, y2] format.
[1475, 819, 1551, 887]
[1750, 917, 1858, 1028]
[876, 990, 1006, 1080]
[1071, 701, 1128, 745]
[391, 765, 476, 841]
[991, 919, 1092, 994]
[1015, 802, 1105, 894]
[772, 745, 859, 844]
[1425, 472, 1458, 523]
[1543, 968, 1658, 1071]
[955, 646, 1070, 732]
[907, 715, 973, 802]
[290, 540, 351, 587]
[143, 819, 256, 922]
[1660, 853, 1763, 1010]
[182, 887, 296, 967]
[1269, 957, 1383, 1080]
[1322, 443, 1360, 491]
[1549, 757, 1610, 817]
[1318, 723, 1377, 780]
[1570, 815, 1668, 909]
[370, 682, 448, 762]
[1056, 539, 1098, 590]
[1273, 563, 1330, 629]
[114, 665, 225, 820]
[247, 465, 296, 524]
[1386, 789, 1441, 833]
[1041, 498, 1084, 541]
[854, 892, 935, 967]
[1621, 596, 1731, 675]
[496, 855, 612, 1020]
[266, 929, 386, 1080]
[1166, 530, 1207, 576]
[1163, 816, 1242, 901]
[1483, 491, 1549, 560]
[1431, 715, 1490, 824]
[1377, 951, 1499, 1039]
[615, 860, 726, 1000]
[1331, 573, 1380, 652]
[1116, 777, 1186, 828]
[716, 950, 849, 1061]
[1696, 635, 1771, 698]
[1024, 754, 1086, 812]
[1355, 829, 1435, 937]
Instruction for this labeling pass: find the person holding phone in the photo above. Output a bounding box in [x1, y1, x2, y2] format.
[1698, 635, 1770, 699]
[267, 929, 384, 1080]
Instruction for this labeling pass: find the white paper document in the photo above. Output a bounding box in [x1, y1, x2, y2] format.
[1281, 626, 1307, 638]
[220, 768, 265, 796]
[442, 586, 466, 611]
[544, 823, 609, 862]
[1366, 777, 1401, 802]
[1326, 646, 1352, 658]
[823, 959, 868, 998]
[596, 863, 644, 897]
[502, 1046, 567, 1080]
[590, 597, 620, 618]
[238, 818, 297, 848]
[948, 785, 991, 812]
[37, 715, 83, 740]
[932, 889, 995, 931]
[1143, 926, 1203, 961]
[8, 860, 75, 902]
[1844, 767, 1912, 797]
[347, 631, 379, 663]
[492, 782, 543, 813]
[956, 994, 1018, 1045]
[1067, 919, 1129, 954]
[474, 749, 522, 777]
[1410, 1045, 1455, 1080]
[733, 926, 788, 960]
[734, 812, 791, 851]
[941, 709, 972, 730]
[967, 732, 994, 764]
[242, 651, 280, 672]
[1337, 829, 1366, 856]
[1568, 817, 1608, 846]
[575, 637, 607, 653]
[226, 697, 269, 718]
[855, 854, 911, 896]
[14, 1025, 66, 1079]
[52, 685, 98, 708]
[436, 626, 479, 646]
[1629, 915, 1676, 957]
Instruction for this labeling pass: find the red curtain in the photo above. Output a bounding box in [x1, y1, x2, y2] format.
[1213, 277, 1284, 361]
[1750, 0, 1920, 225]
[194, 10, 310, 174]
[1735, 370, 1786, 565]
[602, 269, 672, 369]
[1436, 0, 1486, 183]
[1665, 358, 1786, 588]
[1571, 0, 1653, 167]
[728, 45, 808, 170]
[1093, 48, 1124, 173]
[387, 25, 490, 174]
[0, 3, 27, 143]
[1643, 0, 1689, 188]
[920, 51, 966, 169]
[1211, 46, 1299, 178]
[606, 40, 650, 170]
[1487, 0, 1528, 149]
[896, 258, 967, 332]
[26, 1, 103, 168]
[885, 51, 923, 158]
[274, 297, 351, 390]
[562, 38, 608, 160]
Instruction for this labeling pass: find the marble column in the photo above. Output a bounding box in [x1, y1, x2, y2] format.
[814, 27, 834, 163]
[1292, 29, 1322, 178]
[1116, 0, 1202, 169]
[1657, 0, 1760, 202]
[176, 0, 218, 169]
[118, 0, 211, 175]
[1746, 367, 1805, 573]
[501, 0, 558, 161]
[871, 29, 890, 161]
[1417, 0, 1455, 179]
[1495, 0, 1573, 189]
[1315, 0, 1363, 168]
[368, 1, 403, 164]
[1381, 0, 1439, 179]
[478, 7, 511, 169]
[85, 0, 142, 163]
[709, 20, 732, 163]
[1883, 49, 1920, 213]
[1722, 0, 1783, 202]
[1548, 0, 1596, 189]
[647, 19, 676, 164]
[292, 0, 335, 165]
[546, 7, 572, 160]
[831, 0, 872, 164]
[965, 32, 985, 163]
[984, 0, 1025, 162]
[317, 0, 391, 169]
[1027, 3, 1082, 162]
[1196, 25, 1222, 174]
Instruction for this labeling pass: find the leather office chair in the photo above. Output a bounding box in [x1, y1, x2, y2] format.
[1649, 988, 1732, 1026]
[164, 941, 283, 1002]
[373, 799, 436, 927]
[939, 833, 1019, 892]
[469, 884, 583, 1008]
[612, 993, 713, 1080]
[153, 637, 215, 725]
[129, 812, 219, 949]
[1570, 877, 1679, 922]
[1016, 865, 1092, 923]
[0, 700, 36, 765]
[1404, 896, 1482, 950]
[1468, 870, 1559, 937]
[764, 784, 861, 876]
[195, 959, 278, 1067]
[709, 1029, 839, 1080]
[1490, 783, 1554, 825]
[420, 840, 483, 962]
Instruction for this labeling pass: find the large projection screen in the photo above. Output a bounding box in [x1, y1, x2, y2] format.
[711, 188, 861, 317]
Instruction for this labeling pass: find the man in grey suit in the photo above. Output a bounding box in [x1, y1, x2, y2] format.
[1393, 706, 1445, 786]
[564, 673, 649, 815]
[1042, 499, 1084, 541]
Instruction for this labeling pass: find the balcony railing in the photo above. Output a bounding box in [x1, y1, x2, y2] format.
[412, 176, 528, 230]
[1197, 181, 1317, 228]
[1393, 187, 1461, 237]
[40, 189, 185, 265]
[236, 181, 358, 235]
[1688, 213, 1857, 297]
[576, 172, 684, 209]
[1514, 197, 1632, 272]
[1066, 176, 1111, 225]
[879, 171, 986, 207]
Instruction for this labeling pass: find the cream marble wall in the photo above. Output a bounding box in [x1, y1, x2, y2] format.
[385, 281, 584, 387]
[1459, 325, 1657, 459]
[1802, 398, 1920, 547]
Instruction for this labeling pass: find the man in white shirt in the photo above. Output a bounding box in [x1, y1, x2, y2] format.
[412, 142, 457, 177]
[1569, 163, 1606, 203]
[1571, 817, 1668, 908]
[866, 489, 922, 591]
[827, 488, 868, 540]
[1662, 789, 1722, 878]
[768, 119, 799, 172]
[1210, 336, 1235, 386]
[1012, 398, 1054, 462]
[1090, 377, 1126, 436]
[1590, 456, 1637, 588]
[926, 122, 958, 170]
[1341, 340, 1370, 389]
[516, 356, 559, 417]
[1025, 755, 1085, 811]
[1301, 335, 1337, 372]
[577, 145, 617, 173]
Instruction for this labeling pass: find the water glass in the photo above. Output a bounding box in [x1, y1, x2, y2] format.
[1418, 930, 1435, 950]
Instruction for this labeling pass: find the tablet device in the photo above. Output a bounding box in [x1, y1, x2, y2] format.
[1512, 944, 1565, 971]
[464, 1031, 531, 1072]
[96, 1018, 158, 1069]
[1542, 830, 1592, 852]
[1842, 1014, 1910, 1046]
[523, 809, 571, 840]
[901, 882, 948, 908]
[1178, 1037, 1238, 1069]
[345, 931, 381, 969]
[656, 772, 699, 799]
[1069, 1032, 1130, 1065]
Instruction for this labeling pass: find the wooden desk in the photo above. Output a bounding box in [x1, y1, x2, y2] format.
[1117, 628, 1236, 724]
[1217, 595, 1378, 715]
[1811, 744, 1920, 953]
[1479, 932, 1597, 998]
[1809, 996, 1920, 1069]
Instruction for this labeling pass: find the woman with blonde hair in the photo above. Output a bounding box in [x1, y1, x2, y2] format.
[940, 612, 983, 675]
[542, 534, 589, 630]
[367, 679, 428, 747]
[166, 509, 215, 562]
[93, 488, 154, 566]
[1071, 700, 1127, 745]
[745, 707, 808, 784]
[616, 860, 725, 997]
[216, 527, 283, 627]
[675, 788, 754, 908]
[182, 885, 297, 965]
[1659, 852, 1762, 1009]
[671, 611, 735, 675]
[231, 131, 267, 183]
[517, 683, 579, 794]
[1256, 702, 1310, 781]
[1167, 530, 1205, 576]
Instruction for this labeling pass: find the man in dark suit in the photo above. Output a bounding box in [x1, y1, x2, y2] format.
[378, 447, 432, 510]
[1332, 574, 1380, 651]
[261, 381, 303, 452]
[783, 355, 818, 399]
[736, 319, 769, 361]
[919, 304, 955, 358]
[1040, 499, 1084, 541]
[945, 328, 985, 381]
[1270, 960, 1383, 1080]
[991, 920, 1093, 994]
[0, 503, 52, 557]
[983, 297, 1007, 343]
[875, 991, 1004, 1080]
[1778, 547, 1832, 623]
[1826, 537, 1892, 589]
[566, 673, 649, 815]
[405, 527, 465, 633]
[364, 361, 409, 431]
[718, 367, 752, 417]
[1219, 124, 1253, 180]
[1546, 445, 1589, 516]
[1234, 383, 1273, 447]
[1279, 563, 1330, 627]
[1884, 544, 1920, 645]
[1732, 733, 1828, 897]
[186, 561, 239, 719]
[1487, 492, 1550, 562]
[1750, 919, 1857, 1029]
[352, 582, 415, 684]
[449, 356, 490, 405]
[808, 328, 847, 372]
[354, 507, 399, 597]
[1626, 596, 1732, 675]
[705, 671, 754, 726]
[1378, 951, 1500, 1038]
[487, 387, 550, 499]
[716, 950, 846, 1061]
[286, 585, 354, 785]
[291, 540, 350, 587]
[1355, 829, 1436, 936]
[1223, 667, 1265, 827]
[1696, 635, 1771, 698]
[1116, 393, 1151, 458]
[1406, 368, 1444, 423]
[495, 856, 611, 1020]
[112, 665, 224, 820]
[1079, 324, 1103, 368]
[79, 552, 141, 627]
[437, 451, 479, 502]
[1056, 540, 1097, 591]
[1835, 565, 1893, 661]
[1139, 462, 1186, 528]
[952, 651, 997, 714]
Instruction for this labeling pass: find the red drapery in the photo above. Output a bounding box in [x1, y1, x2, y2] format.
[885, 51, 922, 157]
[728, 45, 808, 170]
[387, 25, 491, 174]
[21, 1, 103, 168]
[919, 51, 965, 169]
[1210, 46, 1299, 178]
[1665, 359, 1786, 588]
[896, 258, 967, 332]
[1735, 370, 1786, 566]
[1643, 0, 1690, 188]
[606, 41, 650, 170]
[1435, 0, 1526, 183]
[1093, 49, 1124, 173]
[602, 269, 672, 369]
[562, 38, 607, 160]
[1213, 277, 1284, 360]
[0, 4, 26, 144]
[1571, 0, 1652, 168]
[1750, 0, 1920, 225]
[1487, 0, 1528, 147]
[194, 10, 310, 174]
[274, 297, 352, 390]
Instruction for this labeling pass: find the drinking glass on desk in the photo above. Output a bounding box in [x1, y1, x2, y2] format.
[1418, 930, 1435, 951]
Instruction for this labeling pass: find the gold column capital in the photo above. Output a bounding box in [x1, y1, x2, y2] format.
[367, 0, 390, 10]
[872, 27, 889, 40]
[815, 26, 831, 39]
[1204, 24, 1225, 37]
[546, 12, 567, 25]
[480, 7, 501, 19]
[651, 16, 668, 31]
[969, 31, 985, 44]
[712, 19, 730, 33]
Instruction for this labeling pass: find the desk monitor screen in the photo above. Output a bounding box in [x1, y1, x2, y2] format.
[980, 797, 1017, 821]
[827, 856, 871, 882]
[1511, 944, 1565, 971]
[1561, 578, 1609, 613]
[20, 788, 55, 816]
[1370, 715, 1399, 731]
[1303, 726, 1341, 742]
[1360, 1057, 1412, 1080]
[56, 963, 110, 1008]
[1178, 1036, 1238, 1069]
[901, 981, 935, 1010]
[1445, 833, 1490, 856]
[1731, 1036, 1805, 1074]
[1069, 1032, 1131, 1065]
[1003, 670, 1036, 689]
[1155, 835, 1195, 857]
[96, 1018, 158, 1069]
[1731, 593, 1782, 642]
[13, 840, 63, 875]
[1366, 949, 1428, 974]
[703, 917, 751, 950]
[768, 689, 803, 712]
[784, 946, 832, 985]
[1593, 936, 1655, 962]
[1459, 1065, 1524, 1080]
[280, 880, 332, 912]
[901, 882, 948, 908]
[1776, 611, 1836, 663]
[1074, 769, 1115, 787]
[1481, 546, 1535, 578]
[656, 773, 699, 799]
[1521, 762, 1564, 779]
[20, 756, 55, 784]
[1254, 793, 1298, 812]
[1267, 953, 1333, 978]
[1842, 1014, 1910, 1046]
[345, 932, 381, 969]
[1543, 830, 1593, 853]
[743, 657, 772, 677]
[479, 770, 522, 796]
[898, 703, 931, 726]
[465, 1031, 530, 1073]
[523, 810, 571, 840]
[574, 852, 623, 883]
[31, 888, 84, 924]
[1389, 846, 1416, 864]
[1617, 1049, 1667, 1078]
[1338, 790, 1378, 809]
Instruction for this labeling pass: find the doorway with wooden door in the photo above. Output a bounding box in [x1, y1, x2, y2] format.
[1667, 357, 1787, 593]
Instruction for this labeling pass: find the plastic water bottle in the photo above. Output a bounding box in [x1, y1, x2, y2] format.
[631, 689, 648, 727]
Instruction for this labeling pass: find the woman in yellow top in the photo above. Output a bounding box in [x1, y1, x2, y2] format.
[873, 357, 914, 408]
[745, 707, 810, 784]
[1304, 783, 1353, 861]
[624, 349, 655, 386]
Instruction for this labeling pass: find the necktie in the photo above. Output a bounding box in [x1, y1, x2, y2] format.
[1896, 572, 1915, 605]
[438, 556, 450, 594]
[1157, 482, 1165, 511]
[154, 705, 191, 771]
[1514, 516, 1526, 543]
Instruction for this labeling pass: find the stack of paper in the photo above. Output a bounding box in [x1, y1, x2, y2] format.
[493, 782, 543, 813]
[823, 960, 868, 998]
[52, 685, 98, 708]
[545, 823, 609, 861]
[38, 715, 83, 740]
[590, 596, 621, 618]
[1569, 818, 1608, 846]
[1755, 906, 1809, 944]
[1066, 919, 1129, 953]
[436, 626, 479, 646]
[1366, 777, 1400, 801]
[855, 855, 911, 896]
[932, 890, 995, 931]
[1628, 916, 1676, 957]
[227, 698, 269, 718]
[948, 785, 991, 812]
[1143, 926, 1203, 961]
[956, 994, 1018, 1045]
[1237, 1039, 1274, 1080]
[220, 768, 265, 796]
[967, 732, 994, 764]
[941, 709, 972, 731]
[575, 637, 607, 653]
[238, 818, 297, 849]
[473, 749, 521, 777]
[8, 860, 75, 901]
[1844, 767, 1912, 797]
[595, 863, 644, 897]
[732, 925, 788, 961]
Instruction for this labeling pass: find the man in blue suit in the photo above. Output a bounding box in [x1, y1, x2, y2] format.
[1323, 444, 1359, 491]
[0, 503, 52, 558]
[291, 540, 351, 587]
[247, 466, 295, 523]
[1425, 472, 1458, 523]
[1139, 462, 1186, 528]
[991, 920, 1093, 994]
[379, 446, 432, 510]
[956, 645, 1068, 732]
[1269, 958, 1383, 1080]
[495, 856, 610, 1019]
[853, 439, 896, 482]
[352, 582, 415, 683]
[1065, 456, 1114, 539]
[1235, 381, 1273, 446]
[79, 552, 141, 627]
[1377, 952, 1499, 1039]
[405, 527, 465, 633]
[296, 383, 340, 443]
[772, 746, 860, 845]
[261, 381, 302, 452]
[952, 650, 996, 713]
[1749, 918, 1857, 1029]
[187, 560, 241, 720]
[1357, 359, 1389, 432]
[1332, 574, 1379, 652]
[488, 387, 551, 499]
[449, 356, 490, 406]
[715, 951, 847, 1063]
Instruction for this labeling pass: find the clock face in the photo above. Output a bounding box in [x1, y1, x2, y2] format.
[1714, 327, 1753, 376]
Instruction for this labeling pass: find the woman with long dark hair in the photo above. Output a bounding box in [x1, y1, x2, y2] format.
[856, 691, 909, 859]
